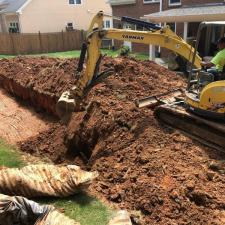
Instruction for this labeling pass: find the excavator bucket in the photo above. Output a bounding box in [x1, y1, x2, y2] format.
[136, 89, 183, 108]
[56, 91, 75, 122]
[154, 104, 225, 151]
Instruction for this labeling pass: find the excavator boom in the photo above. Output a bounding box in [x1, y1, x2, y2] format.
[104, 29, 201, 69]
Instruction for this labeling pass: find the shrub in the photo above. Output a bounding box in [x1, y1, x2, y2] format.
[119, 46, 130, 56]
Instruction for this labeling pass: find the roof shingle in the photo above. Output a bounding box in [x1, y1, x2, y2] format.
[0, 0, 28, 13]
[143, 5, 225, 22]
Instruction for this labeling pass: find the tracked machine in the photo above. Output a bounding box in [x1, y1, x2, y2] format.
[138, 22, 225, 150]
[56, 11, 225, 150]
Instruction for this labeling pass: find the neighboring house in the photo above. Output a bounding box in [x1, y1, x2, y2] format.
[144, 0, 225, 56]
[0, 0, 112, 33]
[109, 0, 225, 57]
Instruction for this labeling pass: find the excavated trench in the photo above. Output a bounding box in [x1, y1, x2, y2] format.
[0, 75, 58, 116]
[0, 56, 117, 162]
[1, 56, 225, 225]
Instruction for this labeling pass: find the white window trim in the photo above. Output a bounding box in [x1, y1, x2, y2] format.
[69, 0, 82, 5]
[104, 20, 111, 28]
[169, 0, 181, 6]
[67, 22, 74, 26]
[66, 21, 74, 30]
[143, 0, 160, 4]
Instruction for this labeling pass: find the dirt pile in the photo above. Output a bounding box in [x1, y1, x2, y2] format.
[1, 56, 225, 224]
[0, 57, 77, 95]
[0, 57, 77, 115]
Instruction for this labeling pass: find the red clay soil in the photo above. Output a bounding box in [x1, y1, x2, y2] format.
[0, 89, 50, 145]
[1, 56, 225, 224]
[0, 57, 77, 116]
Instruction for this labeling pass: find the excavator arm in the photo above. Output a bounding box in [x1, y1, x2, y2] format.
[56, 11, 202, 119]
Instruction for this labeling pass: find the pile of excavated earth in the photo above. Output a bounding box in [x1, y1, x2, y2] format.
[0, 56, 225, 224]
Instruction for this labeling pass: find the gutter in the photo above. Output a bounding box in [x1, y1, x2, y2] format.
[0, 11, 19, 15]
[109, 0, 136, 6]
[17, 0, 33, 14]
[144, 13, 225, 23]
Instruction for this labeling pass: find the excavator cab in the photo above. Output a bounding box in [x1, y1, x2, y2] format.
[185, 22, 225, 89]
[185, 22, 225, 117]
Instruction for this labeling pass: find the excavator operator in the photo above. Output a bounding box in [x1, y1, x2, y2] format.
[201, 37, 225, 80]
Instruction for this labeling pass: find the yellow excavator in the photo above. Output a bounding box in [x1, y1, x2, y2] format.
[56, 11, 225, 150]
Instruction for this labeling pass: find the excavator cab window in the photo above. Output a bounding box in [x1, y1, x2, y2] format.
[198, 71, 214, 89]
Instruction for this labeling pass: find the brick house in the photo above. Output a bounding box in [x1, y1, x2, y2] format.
[109, 0, 225, 59]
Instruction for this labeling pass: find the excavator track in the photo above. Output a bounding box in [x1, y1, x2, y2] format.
[154, 105, 225, 151]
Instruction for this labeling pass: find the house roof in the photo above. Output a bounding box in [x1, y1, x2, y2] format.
[0, 0, 29, 14]
[109, 0, 136, 6]
[143, 4, 225, 23]
[0, 0, 8, 10]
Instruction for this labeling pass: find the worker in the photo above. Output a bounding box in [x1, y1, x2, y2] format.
[201, 37, 225, 80]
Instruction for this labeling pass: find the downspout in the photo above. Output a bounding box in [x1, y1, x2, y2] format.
[0, 14, 3, 32]
[149, 0, 162, 60]
[158, 0, 163, 54]
[2, 14, 8, 33]
[17, 12, 22, 33]
[159, 0, 163, 13]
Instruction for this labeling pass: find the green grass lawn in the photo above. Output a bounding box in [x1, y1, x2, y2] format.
[41, 195, 112, 225]
[0, 54, 15, 59]
[0, 138, 112, 225]
[0, 139, 24, 168]
[0, 49, 149, 60]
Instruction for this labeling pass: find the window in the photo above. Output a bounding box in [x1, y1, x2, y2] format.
[67, 22, 73, 27]
[169, 0, 181, 6]
[9, 22, 19, 33]
[69, 0, 81, 5]
[66, 22, 74, 31]
[103, 20, 111, 28]
[143, 0, 159, 4]
[123, 23, 135, 30]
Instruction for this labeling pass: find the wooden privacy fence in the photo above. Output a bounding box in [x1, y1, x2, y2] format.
[0, 30, 85, 55]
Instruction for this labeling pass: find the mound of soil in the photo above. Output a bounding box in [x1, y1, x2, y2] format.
[0, 57, 77, 115]
[1, 56, 225, 224]
[0, 56, 76, 96]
